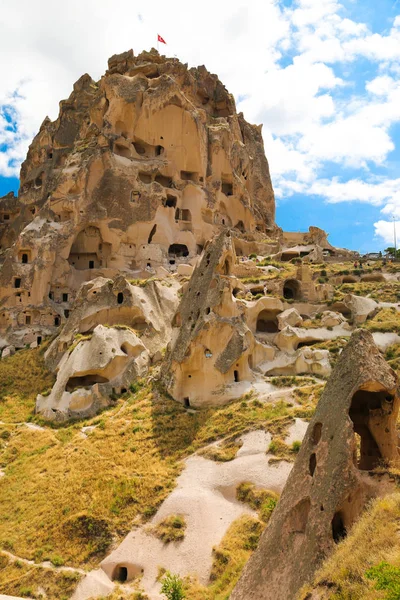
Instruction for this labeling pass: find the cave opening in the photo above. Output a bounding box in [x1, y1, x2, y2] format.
[349, 389, 390, 470]
[168, 244, 189, 258]
[113, 565, 128, 582]
[332, 512, 347, 543]
[256, 310, 279, 333]
[66, 374, 109, 392]
[283, 279, 301, 300]
[148, 224, 157, 244]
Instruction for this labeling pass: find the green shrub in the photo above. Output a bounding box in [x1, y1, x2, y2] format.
[161, 571, 186, 600]
[291, 440, 301, 453]
[365, 562, 400, 600]
[50, 554, 65, 567]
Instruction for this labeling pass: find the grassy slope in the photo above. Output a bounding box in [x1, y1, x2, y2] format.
[0, 347, 321, 598]
[1, 265, 400, 598]
[300, 494, 400, 600]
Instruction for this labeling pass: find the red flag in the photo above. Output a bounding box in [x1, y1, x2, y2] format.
[157, 34, 166, 44]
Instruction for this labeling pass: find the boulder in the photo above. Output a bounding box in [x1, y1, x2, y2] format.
[177, 264, 194, 277]
[344, 293, 378, 324]
[277, 308, 302, 330]
[320, 310, 346, 328]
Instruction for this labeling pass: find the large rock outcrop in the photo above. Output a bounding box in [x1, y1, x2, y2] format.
[0, 48, 276, 350]
[231, 329, 400, 600]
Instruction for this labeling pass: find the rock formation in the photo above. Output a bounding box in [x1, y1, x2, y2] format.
[231, 329, 400, 600]
[161, 231, 256, 406]
[0, 48, 367, 422]
[36, 274, 180, 420]
[0, 48, 276, 351]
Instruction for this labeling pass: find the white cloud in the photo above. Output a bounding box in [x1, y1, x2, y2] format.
[1, 0, 400, 256]
[374, 220, 398, 245]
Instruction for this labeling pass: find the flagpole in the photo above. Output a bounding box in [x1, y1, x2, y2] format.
[157, 35, 159, 53]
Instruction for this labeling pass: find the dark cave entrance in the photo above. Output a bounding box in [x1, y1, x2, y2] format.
[349, 389, 390, 470]
[283, 279, 301, 300]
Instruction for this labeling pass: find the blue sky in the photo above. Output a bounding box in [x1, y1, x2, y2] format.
[1, 0, 400, 253]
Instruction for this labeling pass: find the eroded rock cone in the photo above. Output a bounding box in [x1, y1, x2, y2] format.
[231, 328, 400, 600]
[161, 230, 255, 407]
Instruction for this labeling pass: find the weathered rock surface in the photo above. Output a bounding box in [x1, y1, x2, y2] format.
[161, 231, 256, 406]
[37, 324, 149, 420]
[231, 329, 400, 600]
[0, 48, 276, 350]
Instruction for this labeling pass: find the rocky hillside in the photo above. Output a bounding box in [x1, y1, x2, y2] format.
[0, 48, 399, 600]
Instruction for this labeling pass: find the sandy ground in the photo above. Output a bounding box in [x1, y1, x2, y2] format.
[285, 418, 309, 445]
[24, 423, 45, 431]
[72, 429, 297, 600]
[372, 331, 400, 350]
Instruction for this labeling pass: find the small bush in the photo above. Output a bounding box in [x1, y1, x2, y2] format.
[161, 571, 186, 600]
[152, 515, 186, 543]
[291, 440, 301, 453]
[50, 554, 65, 567]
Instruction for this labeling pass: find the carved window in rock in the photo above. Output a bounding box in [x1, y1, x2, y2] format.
[180, 170, 199, 183]
[155, 173, 173, 187]
[130, 190, 141, 203]
[256, 310, 279, 333]
[283, 279, 301, 300]
[165, 195, 177, 208]
[349, 388, 394, 471]
[221, 177, 233, 196]
[175, 208, 192, 222]
[168, 244, 189, 258]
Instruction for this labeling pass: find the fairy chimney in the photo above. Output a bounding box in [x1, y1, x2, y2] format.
[231, 329, 400, 600]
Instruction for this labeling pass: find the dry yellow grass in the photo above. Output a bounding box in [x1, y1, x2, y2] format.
[149, 515, 186, 543]
[236, 482, 278, 522]
[0, 551, 81, 599]
[299, 493, 400, 600]
[184, 515, 265, 599]
[0, 344, 55, 423]
[198, 437, 243, 462]
[0, 349, 318, 598]
[362, 307, 400, 333]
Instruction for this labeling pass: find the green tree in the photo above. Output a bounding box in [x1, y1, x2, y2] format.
[161, 571, 186, 600]
[385, 247, 400, 259]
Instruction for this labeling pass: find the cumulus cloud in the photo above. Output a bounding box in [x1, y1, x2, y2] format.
[374, 220, 398, 245]
[1, 0, 400, 254]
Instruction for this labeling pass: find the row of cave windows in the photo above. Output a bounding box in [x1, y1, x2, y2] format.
[23, 313, 69, 327]
[136, 170, 233, 195]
